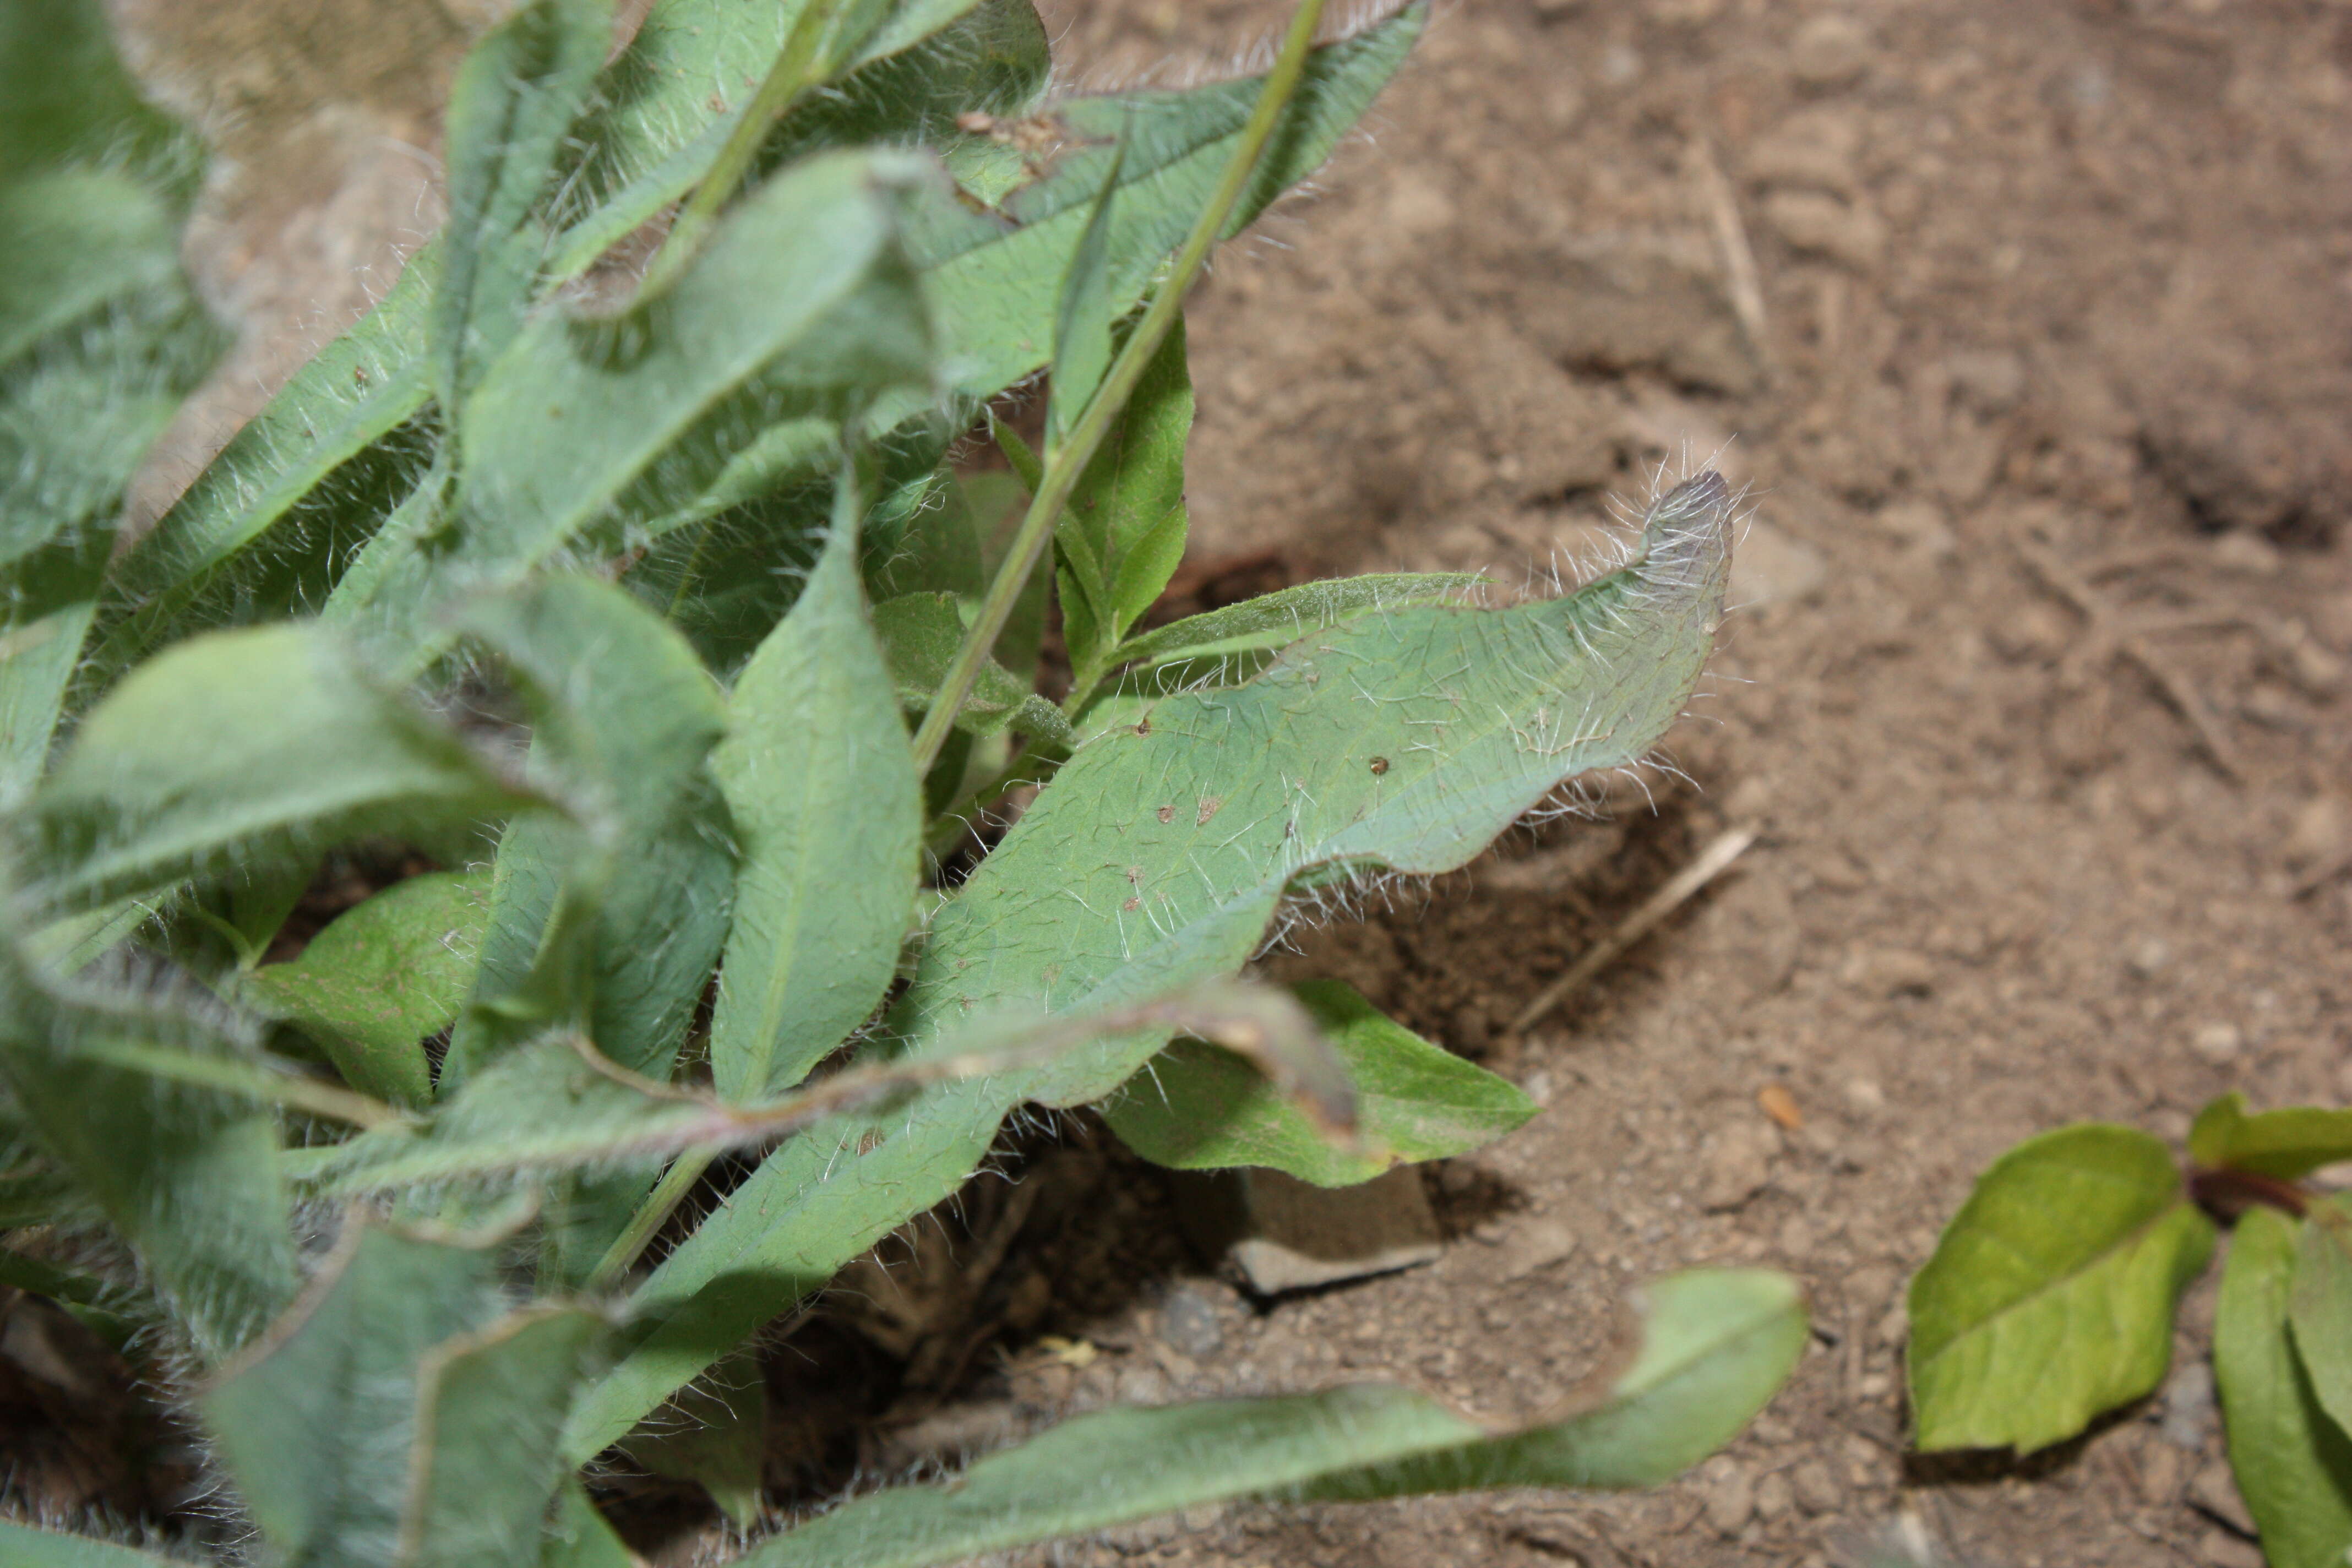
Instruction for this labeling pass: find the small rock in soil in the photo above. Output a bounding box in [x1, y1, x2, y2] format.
[1158, 1286, 1224, 1362]
[1700, 1120, 1779, 1211]
[1498, 1217, 1581, 1281]
[1727, 520, 1828, 608]
[1746, 106, 1862, 194]
[1789, 12, 1873, 86]
[1790, 1458, 1841, 1515]
[1754, 1469, 1793, 1520]
[2197, 1528, 2265, 1568]
[2189, 1459, 2257, 1534]
[1763, 190, 1889, 270]
[1700, 1461, 1756, 1536]
[2190, 1022, 2244, 1064]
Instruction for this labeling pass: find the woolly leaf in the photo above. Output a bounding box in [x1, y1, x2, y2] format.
[0, 919, 296, 1358]
[1102, 979, 1534, 1188]
[241, 869, 492, 1107]
[872, 591, 1074, 747]
[734, 1268, 1801, 1567]
[1105, 573, 1481, 678]
[569, 470, 1730, 1454]
[404, 1306, 607, 1568]
[442, 576, 731, 1090]
[1044, 132, 1124, 450]
[619, 1349, 768, 1526]
[15, 625, 533, 915]
[1059, 317, 1191, 687]
[710, 500, 919, 1102]
[0, 1521, 182, 1567]
[2218, 1205, 2352, 1568]
[432, 0, 612, 413]
[1908, 1124, 2213, 1453]
[203, 1222, 505, 1564]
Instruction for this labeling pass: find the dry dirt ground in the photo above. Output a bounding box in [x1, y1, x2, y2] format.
[20, 1, 2352, 1566]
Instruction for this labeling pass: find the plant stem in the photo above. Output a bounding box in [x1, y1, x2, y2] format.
[909, 0, 1332, 772]
[639, 0, 848, 296]
[586, 1146, 716, 1293]
[79, 1042, 407, 1130]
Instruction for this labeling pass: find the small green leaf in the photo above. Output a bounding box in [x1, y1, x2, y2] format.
[2191, 1091, 2352, 1180]
[2294, 1197, 2352, 1442]
[711, 500, 921, 1102]
[873, 591, 1075, 747]
[443, 576, 731, 1087]
[732, 1268, 1802, 1568]
[543, 1479, 635, 1568]
[1104, 572, 1482, 677]
[432, 0, 612, 413]
[2218, 1205, 2352, 1568]
[1063, 315, 1193, 683]
[18, 624, 534, 916]
[203, 1221, 504, 1558]
[241, 870, 492, 1108]
[1908, 1124, 2214, 1453]
[404, 1305, 606, 1568]
[1102, 979, 1534, 1187]
[620, 1349, 768, 1527]
[1045, 129, 1126, 450]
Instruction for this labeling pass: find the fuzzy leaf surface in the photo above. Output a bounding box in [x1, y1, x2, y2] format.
[404, 1306, 606, 1568]
[2218, 1206, 2352, 1568]
[242, 869, 491, 1107]
[872, 591, 1074, 745]
[16, 625, 532, 915]
[710, 511, 919, 1102]
[567, 470, 1731, 1455]
[1106, 573, 1481, 676]
[432, 0, 612, 412]
[2190, 1091, 2352, 1181]
[1059, 317, 1191, 680]
[445, 577, 731, 1087]
[0, 1522, 182, 1567]
[736, 1268, 1801, 1567]
[203, 1223, 503, 1564]
[1908, 1124, 2213, 1453]
[0, 920, 296, 1357]
[1102, 979, 1533, 1187]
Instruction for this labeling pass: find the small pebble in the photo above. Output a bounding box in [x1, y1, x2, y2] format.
[1790, 1458, 1842, 1514]
[1790, 13, 1873, 86]
[1758, 1083, 1806, 1130]
[1498, 1217, 1581, 1281]
[1699, 1462, 1755, 1535]
[1754, 1470, 1793, 1520]
[1764, 190, 1889, 270]
[1701, 1121, 1779, 1211]
[2191, 1023, 2244, 1064]
[2164, 1362, 2217, 1449]
[1158, 1286, 1224, 1361]
[2127, 937, 2170, 979]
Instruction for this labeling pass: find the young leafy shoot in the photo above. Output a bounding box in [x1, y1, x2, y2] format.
[1908, 1124, 2214, 1453]
[2217, 1206, 2352, 1568]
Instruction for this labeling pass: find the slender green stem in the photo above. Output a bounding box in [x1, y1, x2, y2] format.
[77, 1042, 408, 1130]
[586, 1146, 717, 1293]
[639, 0, 848, 296]
[910, 0, 1332, 772]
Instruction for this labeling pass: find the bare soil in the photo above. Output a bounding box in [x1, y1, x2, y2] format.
[14, 2, 2352, 1566]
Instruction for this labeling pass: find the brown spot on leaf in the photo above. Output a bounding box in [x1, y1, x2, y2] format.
[1197, 797, 1223, 825]
[1157, 804, 1175, 824]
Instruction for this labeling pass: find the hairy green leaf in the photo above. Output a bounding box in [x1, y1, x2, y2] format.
[543, 1480, 636, 1568]
[2218, 1205, 2352, 1568]
[735, 1268, 1801, 1567]
[1106, 572, 1481, 678]
[2294, 1197, 2352, 1444]
[711, 502, 919, 1102]
[1045, 131, 1125, 451]
[203, 1222, 506, 1565]
[17, 625, 533, 915]
[241, 869, 492, 1107]
[404, 1306, 607, 1568]
[0, 1521, 184, 1567]
[433, 0, 612, 414]
[444, 577, 731, 1088]
[568, 467, 1729, 1455]
[619, 1348, 767, 1526]
[1908, 1124, 2214, 1453]
[1060, 317, 1191, 686]
[2191, 1091, 2352, 1181]
[872, 591, 1075, 747]
[352, 149, 938, 673]
[1103, 979, 1533, 1187]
